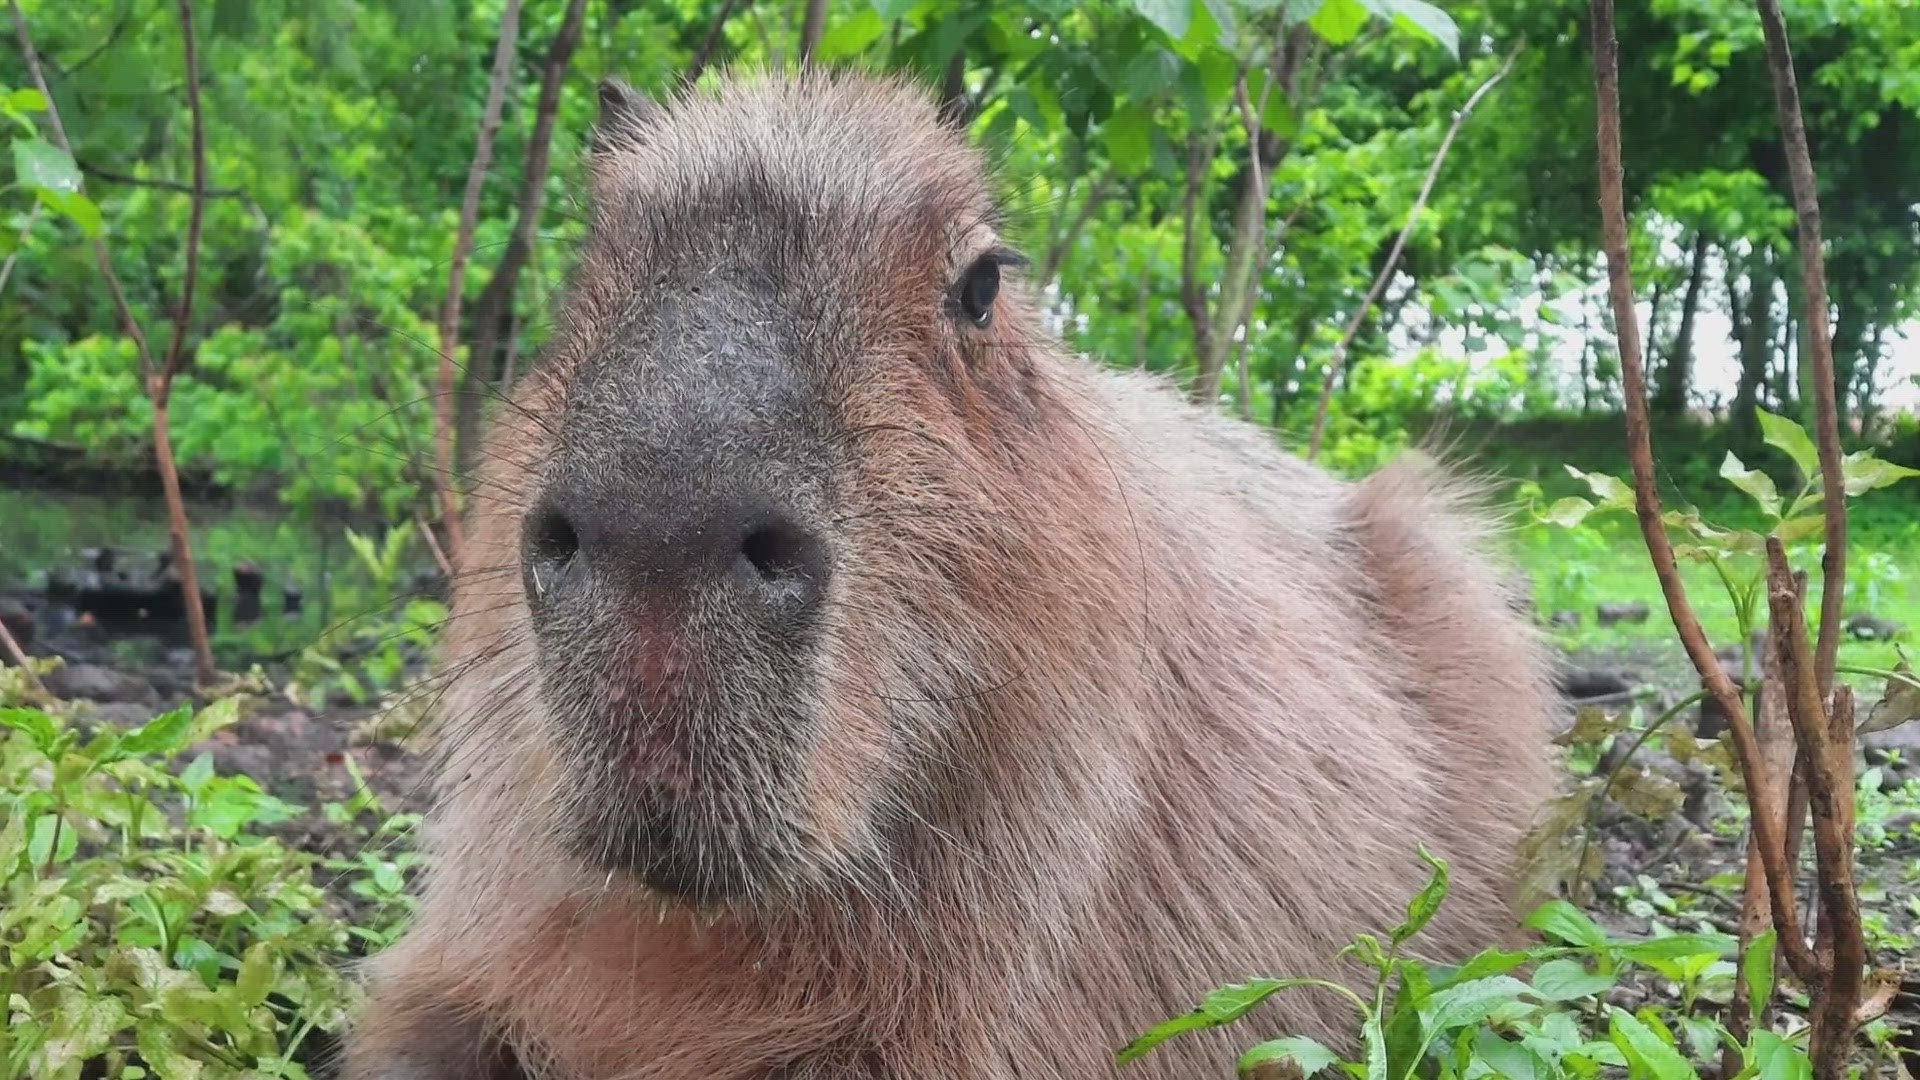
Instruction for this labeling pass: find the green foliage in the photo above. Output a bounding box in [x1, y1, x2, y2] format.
[0, 670, 398, 1079]
[1539, 408, 1919, 649]
[1118, 849, 1806, 1080]
[290, 522, 445, 709]
[1, 83, 100, 237]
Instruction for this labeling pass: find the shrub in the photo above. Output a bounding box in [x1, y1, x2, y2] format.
[1118, 848, 1810, 1080]
[0, 665, 401, 1079]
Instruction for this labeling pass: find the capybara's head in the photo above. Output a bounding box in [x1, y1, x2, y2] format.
[509, 72, 1059, 906]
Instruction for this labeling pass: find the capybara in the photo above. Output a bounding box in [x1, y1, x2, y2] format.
[341, 69, 1555, 1080]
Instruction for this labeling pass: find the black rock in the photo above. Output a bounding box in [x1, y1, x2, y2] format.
[43, 663, 160, 706]
[1596, 601, 1651, 627]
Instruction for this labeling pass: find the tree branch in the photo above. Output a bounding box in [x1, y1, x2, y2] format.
[1179, 128, 1219, 384]
[1755, 0, 1846, 699]
[798, 0, 826, 67]
[688, 0, 742, 83]
[8, 0, 217, 683]
[435, 0, 524, 572]
[1585, 0, 1818, 982]
[1306, 42, 1519, 459]
[1039, 168, 1113, 289]
[459, 0, 588, 463]
[1765, 541, 1864, 1077]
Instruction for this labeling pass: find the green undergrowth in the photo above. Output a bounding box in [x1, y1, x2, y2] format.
[0, 662, 413, 1080]
[1119, 848, 1853, 1080]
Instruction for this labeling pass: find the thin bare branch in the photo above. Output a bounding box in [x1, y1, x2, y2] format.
[161, 0, 207, 385]
[1585, 0, 1817, 982]
[1755, 0, 1846, 698]
[9, 0, 154, 373]
[8, 0, 219, 685]
[0, 202, 40, 298]
[1039, 168, 1114, 289]
[1307, 42, 1520, 459]
[153, 0, 217, 684]
[0, 617, 41, 694]
[436, 0, 525, 571]
[689, 0, 743, 82]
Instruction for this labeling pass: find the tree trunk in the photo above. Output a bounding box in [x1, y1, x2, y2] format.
[797, 0, 826, 66]
[457, 0, 589, 468]
[435, 0, 525, 571]
[1654, 231, 1708, 416]
[1189, 133, 1281, 404]
[1133, 267, 1152, 371]
[1039, 169, 1113, 289]
[1729, 254, 1773, 439]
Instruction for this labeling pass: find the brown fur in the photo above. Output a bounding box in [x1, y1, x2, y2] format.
[341, 70, 1555, 1080]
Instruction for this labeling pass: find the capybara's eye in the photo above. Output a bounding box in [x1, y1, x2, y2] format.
[956, 256, 1000, 328]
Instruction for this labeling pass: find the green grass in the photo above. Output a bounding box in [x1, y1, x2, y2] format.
[1509, 503, 1920, 678]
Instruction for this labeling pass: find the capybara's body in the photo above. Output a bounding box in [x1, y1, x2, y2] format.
[342, 71, 1554, 1080]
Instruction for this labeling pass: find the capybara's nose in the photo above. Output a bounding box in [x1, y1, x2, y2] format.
[521, 485, 829, 620]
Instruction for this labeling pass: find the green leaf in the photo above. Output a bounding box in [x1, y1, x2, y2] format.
[1775, 514, 1824, 543]
[1529, 958, 1616, 1000]
[1310, 0, 1370, 44]
[1239, 1036, 1342, 1077]
[1838, 450, 1920, 495]
[1613, 932, 1737, 963]
[1719, 452, 1781, 518]
[871, 0, 917, 20]
[33, 991, 130, 1075]
[37, 188, 102, 237]
[28, 812, 78, 866]
[11, 135, 81, 193]
[180, 751, 216, 795]
[120, 704, 197, 757]
[1391, 845, 1450, 945]
[1742, 929, 1777, 1032]
[1131, 0, 1194, 39]
[1524, 900, 1607, 948]
[1750, 1031, 1810, 1080]
[1474, 1030, 1552, 1080]
[1376, 0, 1460, 57]
[1419, 975, 1533, 1033]
[1564, 465, 1635, 510]
[1103, 102, 1153, 176]
[1755, 408, 1819, 482]
[1429, 947, 1529, 989]
[136, 1019, 208, 1080]
[7, 87, 46, 113]
[236, 941, 281, 1007]
[1540, 496, 1595, 529]
[0, 706, 60, 752]
[186, 695, 242, 743]
[818, 7, 887, 59]
[1609, 1009, 1697, 1080]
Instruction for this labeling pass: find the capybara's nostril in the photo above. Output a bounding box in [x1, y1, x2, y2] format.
[737, 518, 829, 611]
[740, 520, 819, 583]
[522, 501, 580, 601]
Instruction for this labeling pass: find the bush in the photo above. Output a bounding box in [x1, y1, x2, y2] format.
[0, 665, 404, 1079]
[1118, 848, 1812, 1080]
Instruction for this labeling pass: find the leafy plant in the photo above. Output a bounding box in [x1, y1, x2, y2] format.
[0, 668, 389, 1079]
[1, 84, 100, 237]
[1117, 848, 1808, 1080]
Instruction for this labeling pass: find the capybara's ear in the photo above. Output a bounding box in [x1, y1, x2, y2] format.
[590, 77, 663, 158]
